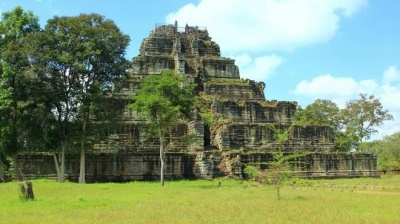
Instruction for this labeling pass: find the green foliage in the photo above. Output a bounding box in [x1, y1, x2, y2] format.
[1, 8, 130, 182]
[0, 7, 44, 180]
[263, 123, 292, 146]
[129, 70, 196, 185]
[340, 94, 393, 149]
[334, 129, 359, 152]
[200, 112, 214, 125]
[294, 94, 393, 151]
[243, 165, 259, 180]
[360, 132, 400, 171]
[130, 70, 196, 136]
[294, 99, 339, 128]
[247, 124, 309, 200]
[0, 154, 11, 182]
[267, 152, 294, 199]
[25, 13, 130, 183]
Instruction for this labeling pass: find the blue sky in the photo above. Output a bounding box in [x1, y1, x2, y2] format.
[1, 0, 400, 139]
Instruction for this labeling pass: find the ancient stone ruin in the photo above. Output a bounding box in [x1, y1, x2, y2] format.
[18, 22, 379, 181]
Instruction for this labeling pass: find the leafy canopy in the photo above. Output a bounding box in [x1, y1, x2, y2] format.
[0, 6, 42, 154]
[129, 70, 196, 136]
[360, 132, 400, 171]
[294, 94, 393, 151]
[129, 70, 196, 186]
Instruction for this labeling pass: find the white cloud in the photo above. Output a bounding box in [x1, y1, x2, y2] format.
[294, 74, 360, 105]
[383, 65, 400, 84]
[293, 65, 400, 139]
[166, 0, 367, 53]
[231, 54, 283, 81]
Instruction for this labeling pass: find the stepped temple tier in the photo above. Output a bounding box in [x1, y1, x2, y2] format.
[18, 22, 378, 182]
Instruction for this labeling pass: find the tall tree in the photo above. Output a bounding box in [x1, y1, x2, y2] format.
[28, 13, 130, 183]
[294, 95, 393, 151]
[378, 132, 400, 171]
[360, 132, 400, 171]
[129, 70, 196, 186]
[293, 99, 348, 151]
[0, 7, 40, 180]
[294, 99, 340, 129]
[341, 94, 393, 150]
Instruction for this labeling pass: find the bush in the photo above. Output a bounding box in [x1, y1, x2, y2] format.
[244, 165, 259, 180]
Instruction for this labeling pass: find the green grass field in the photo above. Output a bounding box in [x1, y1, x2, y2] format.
[1, 175, 399, 224]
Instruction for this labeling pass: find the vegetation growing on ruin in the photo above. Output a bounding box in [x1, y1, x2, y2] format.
[201, 39, 212, 46]
[206, 78, 249, 85]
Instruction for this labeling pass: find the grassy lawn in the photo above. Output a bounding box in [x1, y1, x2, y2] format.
[1, 175, 399, 224]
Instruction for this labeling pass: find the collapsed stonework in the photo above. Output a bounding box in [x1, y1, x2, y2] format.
[17, 22, 379, 181]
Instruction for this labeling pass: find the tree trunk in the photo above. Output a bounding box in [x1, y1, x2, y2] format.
[0, 158, 4, 182]
[53, 145, 65, 183]
[78, 114, 87, 184]
[79, 149, 85, 183]
[53, 153, 61, 181]
[277, 186, 281, 200]
[11, 78, 22, 181]
[12, 153, 23, 181]
[61, 145, 65, 183]
[160, 139, 165, 187]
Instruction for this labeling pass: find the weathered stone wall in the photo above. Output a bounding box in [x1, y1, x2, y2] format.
[240, 152, 379, 178]
[93, 123, 190, 153]
[204, 85, 264, 100]
[18, 153, 197, 182]
[17, 152, 378, 182]
[130, 56, 175, 75]
[210, 101, 296, 123]
[226, 125, 334, 152]
[201, 58, 239, 78]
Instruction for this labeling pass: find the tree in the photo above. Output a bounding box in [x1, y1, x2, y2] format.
[341, 94, 393, 150]
[293, 99, 351, 151]
[0, 7, 41, 180]
[294, 99, 340, 129]
[129, 70, 196, 186]
[27, 13, 130, 183]
[266, 124, 309, 200]
[378, 132, 400, 171]
[266, 151, 308, 200]
[244, 124, 308, 200]
[0, 153, 5, 182]
[361, 132, 400, 171]
[294, 95, 393, 151]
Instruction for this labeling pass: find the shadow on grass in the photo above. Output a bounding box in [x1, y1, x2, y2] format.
[293, 195, 308, 201]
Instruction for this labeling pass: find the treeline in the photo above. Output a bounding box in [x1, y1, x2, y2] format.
[0, 7, 130, 183]
[360, 133, 400, 172]
[294, 95, 398, 171]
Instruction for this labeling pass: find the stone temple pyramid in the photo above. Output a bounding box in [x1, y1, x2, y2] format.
[18, 22, 379, 181]
[109, 21, 335, 153]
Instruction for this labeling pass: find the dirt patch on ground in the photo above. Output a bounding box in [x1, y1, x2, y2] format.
[354, 190, 400, 196]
